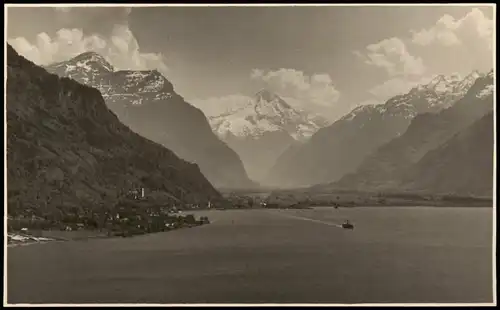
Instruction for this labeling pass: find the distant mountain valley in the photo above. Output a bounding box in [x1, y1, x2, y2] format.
[194, 90, 327, 181]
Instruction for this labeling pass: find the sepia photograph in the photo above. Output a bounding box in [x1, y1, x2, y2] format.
[4, 3, 496, 306]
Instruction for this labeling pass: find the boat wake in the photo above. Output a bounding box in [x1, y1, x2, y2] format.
[265, 210, 344, 228]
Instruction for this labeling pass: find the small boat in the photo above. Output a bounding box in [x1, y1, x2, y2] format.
[342, 221, 354, 229]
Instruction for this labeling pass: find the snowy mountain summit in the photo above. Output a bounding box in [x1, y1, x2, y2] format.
[208, 89, 324, 141]
[46, 53, 174, 106]
[340, 70, 485, 123]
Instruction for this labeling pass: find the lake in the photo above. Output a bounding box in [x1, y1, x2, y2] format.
[6, 207, 494, 304]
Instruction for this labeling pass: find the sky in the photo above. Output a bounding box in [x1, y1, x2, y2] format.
[6, 5, 495, 121]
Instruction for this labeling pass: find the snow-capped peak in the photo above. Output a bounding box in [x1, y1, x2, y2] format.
[70, 52, 114, 72]
[457, 70, 483, 89]
[49, 51, 114, 74]
[254, 89, 292, 109]
[476, 84, 494, 99]
[255, 89, 278, 102]
[340, 104, 376, 121]
[111, 70, 174, 94]
[425, 74, 462, 94]
[473, 69, 494, 99]
[252, 90, 299, 123]
[45, 52, 175, 106]
[340, 70, 486, 124]
[207, 90, 324, 141]
[421, 70, 487, 97]
[466, 70, 481, 79]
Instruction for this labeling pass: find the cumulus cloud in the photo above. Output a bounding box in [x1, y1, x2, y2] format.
[357, 37, 426, 77]
[250, 68, 341, 108]
[9, 29, 105, 66]
[357, 38, 432, 102]
[106, 25, 168, 74]
[411, 8, 493, 50]
[354, 39, 428, 104]
[7, 7, 168, 76]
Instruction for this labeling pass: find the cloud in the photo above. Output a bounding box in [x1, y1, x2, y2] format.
[359, 37, 426, 77]
[9, 29, 106, 66]
[355, 37, 431, 103]
[411, 8, 493, 50]
[250, 68, 341, 108]
[7, 7, 168, 76]
[106, 25, 168, 74]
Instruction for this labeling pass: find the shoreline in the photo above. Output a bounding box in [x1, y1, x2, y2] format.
[7, 232, 69, 248]
[7, 224, 211, 248]
[7, 240, 66, 248]
[310, 204, 494, 208]
[260, 204, 494, 210]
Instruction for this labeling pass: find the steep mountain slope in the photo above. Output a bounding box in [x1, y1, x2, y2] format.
[45, 52, 253, 189]
[266, 72, 483, 188]
[6, 44, 220, 216]
[336, 72, 494, 191]
[200, 90, 324, 181]
[399, 111, 494, 197]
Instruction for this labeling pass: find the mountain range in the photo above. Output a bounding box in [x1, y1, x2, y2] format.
[45, 52, 254, 189]
[7, 43, 494, 203]
[6, 45, 220, 216]
[335, 71, 494, 194]
[196, 90, 325, 181]
[265, 70, 490, 189]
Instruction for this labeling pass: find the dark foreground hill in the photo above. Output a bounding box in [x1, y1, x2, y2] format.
[6, 44, 221, 217]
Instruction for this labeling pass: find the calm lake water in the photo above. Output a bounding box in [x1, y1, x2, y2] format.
[7, 207, 494, 304]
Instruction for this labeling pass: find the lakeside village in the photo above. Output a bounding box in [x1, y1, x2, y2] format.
[7, 187, 319, 244]
[7, 187, 215, 244]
